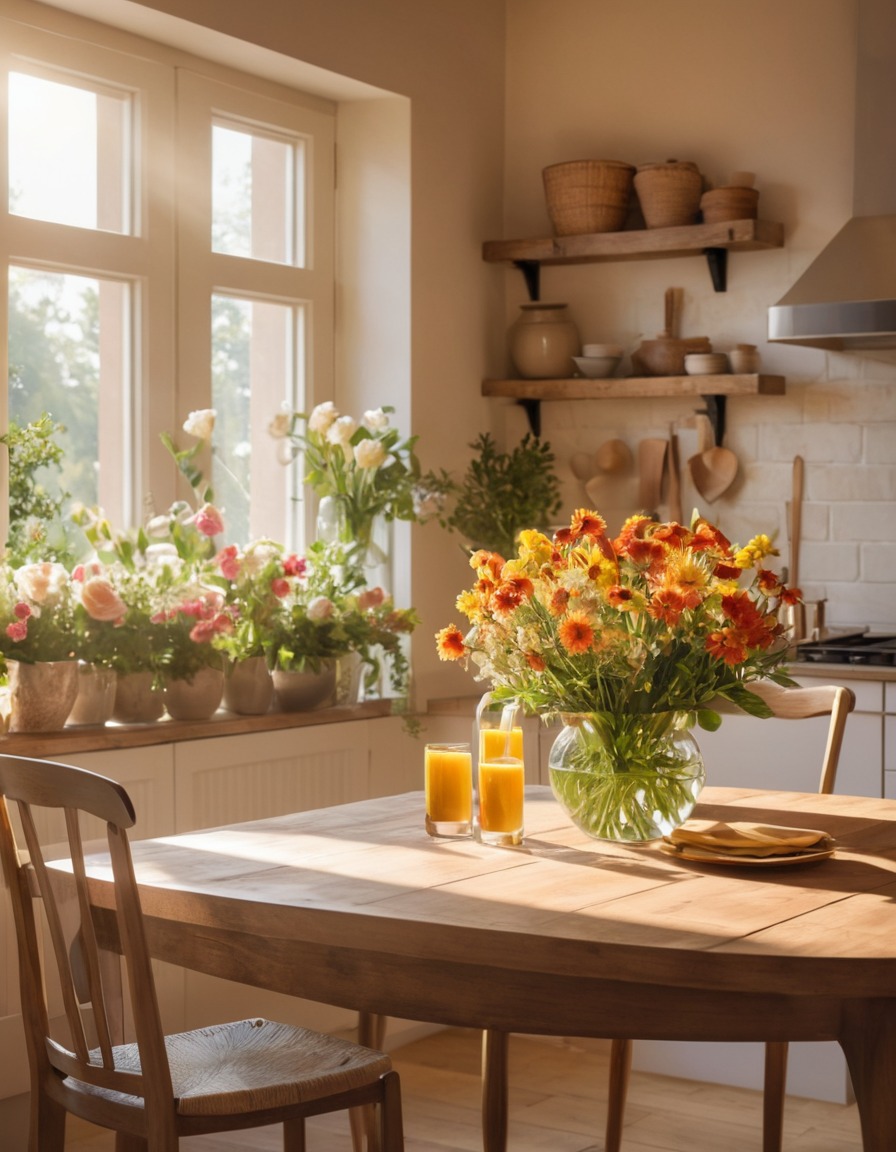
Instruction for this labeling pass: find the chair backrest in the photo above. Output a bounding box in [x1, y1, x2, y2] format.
[727, 682, 856, 795]
[0, 754, 173, 1113]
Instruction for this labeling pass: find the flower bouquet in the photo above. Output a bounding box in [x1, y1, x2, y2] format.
[436, 509, 801, 840]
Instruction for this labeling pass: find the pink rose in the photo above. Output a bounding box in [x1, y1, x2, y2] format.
[79, 577, 126, 623]
[6, 620, 28, 642]
[358, 587, 386, 611]
[193, 503, 225, 537]
[307, 596, 334, 620]
[215, 544, 241, 580]
[271, 577, 290, 598]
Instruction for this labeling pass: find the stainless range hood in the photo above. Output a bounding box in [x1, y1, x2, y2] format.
[768, 0, 896, 350]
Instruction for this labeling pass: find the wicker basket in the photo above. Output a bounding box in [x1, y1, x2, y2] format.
[543, 159, 635, 236]
[633, 161, 703, 229]
[700, 186, 759, 225]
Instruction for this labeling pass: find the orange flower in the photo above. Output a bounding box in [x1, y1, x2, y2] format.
[525, 651, 546, 671]
[569, 508, 607, 540]
[491, 576, 533, 616]
[607, 584, 635, 610]
[558, 609, 595, 654]
[469, 550, 504, 581]
[705, 626, 748, 666]
[435, 625, 466, 661]
[648, 587, 687, 626]
[549, 587, 571, 615]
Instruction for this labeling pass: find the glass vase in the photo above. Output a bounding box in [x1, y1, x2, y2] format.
[548, 711, 705, 842]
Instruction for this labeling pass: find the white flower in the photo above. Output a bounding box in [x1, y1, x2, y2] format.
[267, 412, 291, 439]
[307, 595, 335, 620]
[145, 543, 181, 570]
[354, 439, 387, 470]
[327, 415, 357, 446]
[14, 562, 69, 606]
[363, 407, 390, 432]
[145, 515, 172, 538]
[242, 540, 282, 575]
[183, 408, 216, 441]
[308, 402, 339, 434]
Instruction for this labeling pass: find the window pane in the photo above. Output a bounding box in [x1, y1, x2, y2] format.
[8, 72, 132, 233]
[212, 122, 303, 265]
[211, 294, 303, 547]
[7, 267, 131, 525]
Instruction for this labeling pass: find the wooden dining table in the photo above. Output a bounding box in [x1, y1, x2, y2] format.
[84, 785, 896, 1152]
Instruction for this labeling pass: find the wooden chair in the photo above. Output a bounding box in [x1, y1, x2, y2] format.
[0, 753, 404, 1152]
[484, 681, 856, 1152]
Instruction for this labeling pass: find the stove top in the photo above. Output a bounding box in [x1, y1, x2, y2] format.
[794, 632, 896, 666]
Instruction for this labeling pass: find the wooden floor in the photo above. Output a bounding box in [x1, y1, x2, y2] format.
[66, 1027, 863, 1152]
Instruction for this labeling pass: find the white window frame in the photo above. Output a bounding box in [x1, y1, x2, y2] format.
[0, 11, 335, 553]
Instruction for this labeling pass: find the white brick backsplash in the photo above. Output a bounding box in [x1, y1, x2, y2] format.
[862, 543, 896, 582]
[867, 424, 896, 463]
[812, 465, 896, 502]
[832, 502, 896, 542]
[760, 422, 863, 462]
[800, 542, 860, 581]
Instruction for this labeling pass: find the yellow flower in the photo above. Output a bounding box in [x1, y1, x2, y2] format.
[734, 534, 778, 568]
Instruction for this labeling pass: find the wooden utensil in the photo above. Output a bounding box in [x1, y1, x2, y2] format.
[666, 426, 683, 522]
[570, 451, 596, 482]
[637, 438, 667, 514]
[688, 414, 738, 503]
[790, 455, 804, 590]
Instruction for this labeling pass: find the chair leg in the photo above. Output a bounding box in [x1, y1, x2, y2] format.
[114, 1135, 148, 1152]
[283, 1116, 306, 1152]
[605, 1038, 632, 1152]
[378, 1069, 405, 1152]
[763, 1040, 789, 1152]
[30, 1089, 66, 1152]
[481, 1029, 510, 1152]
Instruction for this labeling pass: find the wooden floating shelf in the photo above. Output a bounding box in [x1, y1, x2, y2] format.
[482, 219, 784, 266]
[482, 373, 786, 401]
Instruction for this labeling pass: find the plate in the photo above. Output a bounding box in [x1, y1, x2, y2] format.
[659, 836, 836, 868]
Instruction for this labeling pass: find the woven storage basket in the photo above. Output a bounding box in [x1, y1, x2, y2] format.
[700, 186, 759, 225]
[543, 159, 635, 236]
[633, 161, 703, 229]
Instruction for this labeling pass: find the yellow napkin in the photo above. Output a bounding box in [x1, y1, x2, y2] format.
[667, 820, 829, 858]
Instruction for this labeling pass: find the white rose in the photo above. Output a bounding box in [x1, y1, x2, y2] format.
[308, 402, 338, 434]
[307, 595, 335, 620]
[183, 408, 216, 441]
[145, 514, 172, 538]
[363, 407, 390, 432]
[354, 439, 387, 470]
[326, 415, 357, 446]
[243, 540, 281, 575]
[14, 562, 69, 606]
[267, 412, 291, 439]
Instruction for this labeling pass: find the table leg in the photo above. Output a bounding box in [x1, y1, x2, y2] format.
[350, 1012, 388, 1152]
[481, 1029, 509, 1152]
[839, 1000, 896, 1152]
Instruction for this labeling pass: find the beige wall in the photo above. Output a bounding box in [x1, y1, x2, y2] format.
[499, 0, 895, 637]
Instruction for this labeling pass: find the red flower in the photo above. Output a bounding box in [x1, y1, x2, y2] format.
[283, 554, 306, 577]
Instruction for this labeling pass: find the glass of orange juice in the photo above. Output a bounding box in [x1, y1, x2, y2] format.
[424, 743, 473, 837]
[478, 751, 524, 846]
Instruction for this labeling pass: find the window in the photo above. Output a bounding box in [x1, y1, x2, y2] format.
[1, 16, 334, 551]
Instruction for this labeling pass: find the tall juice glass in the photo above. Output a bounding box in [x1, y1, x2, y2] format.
[477, 699, 524, 846]
[424, 742, 473, 837]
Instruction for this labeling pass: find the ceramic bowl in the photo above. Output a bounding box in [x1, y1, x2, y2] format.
[573, 354, 622, 379]
[582, 342, 624, 358]
[684, 352, 729, 376]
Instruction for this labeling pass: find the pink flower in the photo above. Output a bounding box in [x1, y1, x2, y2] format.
[283, 555, 306, 577]
[79, 577, 127, 624]
[193, 503, 225, 537]
[215, 544, 241, 580]
[13, 602, 31, 621]
[307, 595, 335, 620]
[6, 620, 28, 642]
[271, 577, 290, 598]
[358, 586, 386, 611]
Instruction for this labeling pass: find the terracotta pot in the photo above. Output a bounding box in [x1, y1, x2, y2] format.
[272, 662, 336, 712]
[7, 660, 79, 733]
[163, 666, 225, 721]
[223, 657, 274, 716]
[113, 670, 165, 725]
[67, 663, 117, 727]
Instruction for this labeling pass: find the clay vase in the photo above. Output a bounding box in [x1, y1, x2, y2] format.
[163, 665, 225, 722]
[112, 670, 165, 725]
[223, 657, 274, 716]
[272, 661, 337, 712]
[7, 660, 79, 733]
[67, 663, 117, 727]
[509, 302, 580, 379]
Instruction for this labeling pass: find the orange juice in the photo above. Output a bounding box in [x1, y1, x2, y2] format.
[424, 743, 473, 837]
[479, 726, 524, 765]
[478, 757, 524, 845]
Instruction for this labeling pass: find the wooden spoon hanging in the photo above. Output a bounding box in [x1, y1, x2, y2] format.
[688, 414, 738, 504]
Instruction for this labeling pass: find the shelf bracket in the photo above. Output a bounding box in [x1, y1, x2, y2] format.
[517, 399, 541, 437]
[699, 394, 727, 445]
[514, 259, 541, 301]
[703, 247, 728, 292]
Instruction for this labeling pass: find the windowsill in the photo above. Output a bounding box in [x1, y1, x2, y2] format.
[0, 699, 393, 758]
